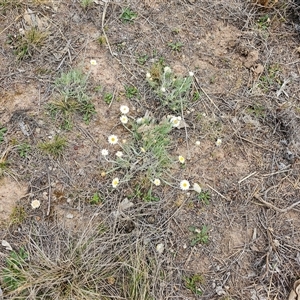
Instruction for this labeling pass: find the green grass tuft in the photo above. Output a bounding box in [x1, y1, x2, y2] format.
[38, 135, 67, 157]
[48, 69, 96, 128]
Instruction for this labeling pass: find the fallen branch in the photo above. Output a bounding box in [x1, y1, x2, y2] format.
[253, 194, 300, 213]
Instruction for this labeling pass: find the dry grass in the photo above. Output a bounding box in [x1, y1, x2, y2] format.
[2, 207, 179, 299]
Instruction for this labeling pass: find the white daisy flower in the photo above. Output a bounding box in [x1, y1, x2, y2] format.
[108, 135, 118, 145]
[193, 183, 202, 194]
[120, 105, 129, 114]
[112, 177, 119, 188]
[161, 87, 166, 93]
[215, 138, 222, 147]
[116, 151, 123, 158]
[180, 180, 190, 191]
[178, 155, 185, 164]
[31, 199, 41, 209]
[146, 72, 151, 78]
[153, 178, 161, 186]
[170, 116, 181, 127]
[101, 149, 109, 156]
[189, 71, 194, 77]
[164, 66, 172, 73]
[90, 59, 97, 65]
[120, 115, 128, 124]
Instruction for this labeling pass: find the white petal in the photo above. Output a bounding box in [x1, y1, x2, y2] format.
[156, 243, 164, 254]
[66, 213, 74, 219]
[2, 240, 12, 251]
[193, 183, 202, 194]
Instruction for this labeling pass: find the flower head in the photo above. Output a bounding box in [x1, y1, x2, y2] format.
[153, 178, 161, 186]
[116, 151, 123, 158]
[112, 177, 119, 188]
[156, 243, 164, 254]
[189, 71, 194, 77]
[161, 87, 166, 93]
[108, 135, 118, 145]
[170, 116, 181, 128]
[146, 72, 151, 79]
[164, 66, 172, 73]
[90, 59, 97, 65]
[101, 149, 109, 156]
[215, 138, 222, 147]
[178, 155, 185, 164]
[120, 105, 129, 114]
[180, 180, 190, 191]
[120, 115, 128, 124]
[31, 199, 41, 209]
[195, 140, 201, 146]
[193, 183, 202, 194]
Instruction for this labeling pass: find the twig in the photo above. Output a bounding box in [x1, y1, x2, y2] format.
[180, 86, 190, 159]
[101, 1, 137, 80]
[238, 135, 275, 153]
[75, 124, 100, 149]
[193, 76, 220, 113]
[276, 78, 290, 97]
[206, 183, 230, 201]
[253, 186, 300, 213]
[262, 169, 291, 177]
[238, 171, 257, 184]
[162, 196, 189, 227]
[108, 89, 117, 109]
[0, 15, 22, 35]
[253, 194, 300, 213]
[184, 247, 195, 267]
[46, 167, 51, 216]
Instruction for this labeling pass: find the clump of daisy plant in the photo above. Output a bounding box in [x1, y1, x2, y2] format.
[146, 65, 194, 112]
[99, 106, 177, 196]
[100, 104, 199, 200]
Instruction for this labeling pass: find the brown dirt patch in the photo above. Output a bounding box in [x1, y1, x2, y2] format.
[0, 84, 40, 124]
[0, 177, 27, 227]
